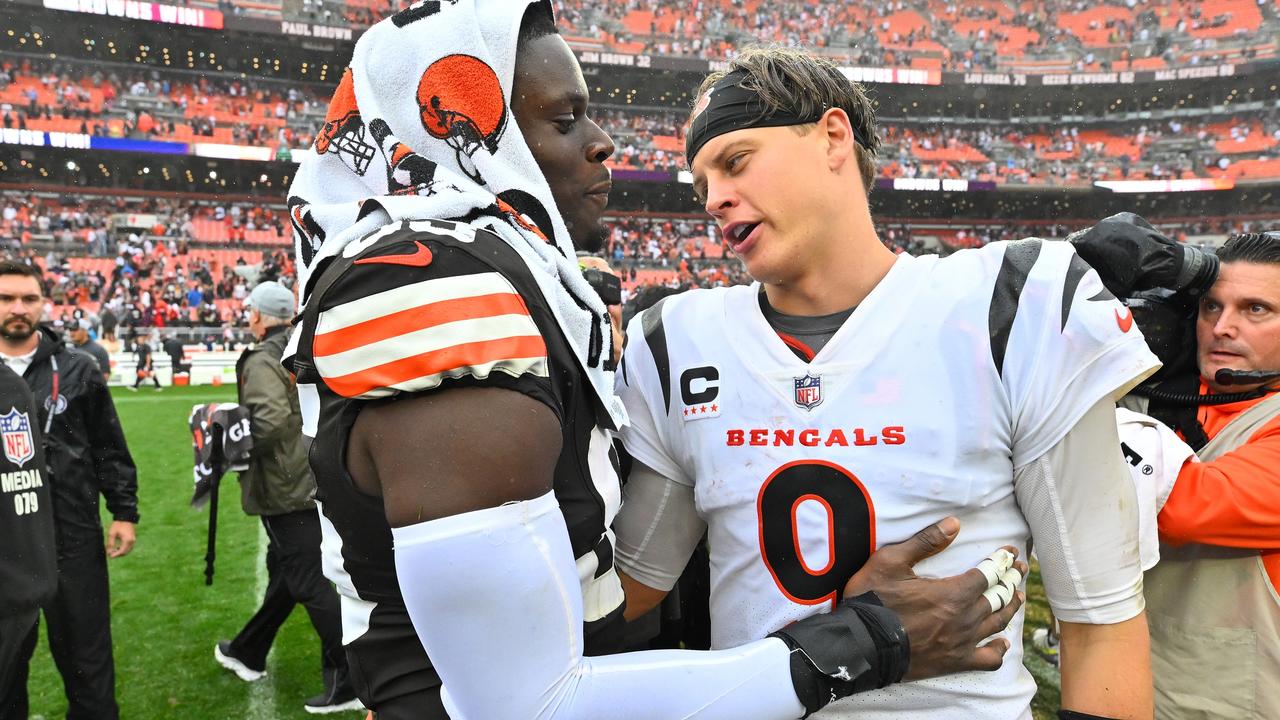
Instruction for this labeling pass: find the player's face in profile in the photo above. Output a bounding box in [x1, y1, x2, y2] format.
[1197, 260, 1280, 389]
[512, 34, 615, 253]
[0, 275, 43, 342]
[691, 124, 828, 283]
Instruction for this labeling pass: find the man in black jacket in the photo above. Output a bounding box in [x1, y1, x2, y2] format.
[0, 361, 56, 720]
[0, 261, 139, 720]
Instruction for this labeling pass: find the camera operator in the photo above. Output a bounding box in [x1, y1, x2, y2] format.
[1074, 222, 1280, 719]
[1144, 231, 1280, 720]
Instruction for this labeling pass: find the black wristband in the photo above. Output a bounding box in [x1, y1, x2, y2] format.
[848, 591, 910, 686]
[768, 592, 909, 716]
[1059, 711, 1121, 720]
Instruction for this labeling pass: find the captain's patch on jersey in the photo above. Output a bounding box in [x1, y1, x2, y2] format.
[679, 365, 721, 420]
[313, 271, 548, 398]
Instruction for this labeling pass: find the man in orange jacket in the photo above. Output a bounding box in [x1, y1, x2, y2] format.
[1132, 231, 1280, 719]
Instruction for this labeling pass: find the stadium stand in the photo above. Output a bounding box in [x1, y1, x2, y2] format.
[230, 0, 1280, 72]
[3, 57, 1278, 181]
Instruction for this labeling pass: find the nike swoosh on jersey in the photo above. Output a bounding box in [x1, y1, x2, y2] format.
[353, 241, 434, 267]
[1116, 307, 1134, 333]
[313, 272, 548, 398]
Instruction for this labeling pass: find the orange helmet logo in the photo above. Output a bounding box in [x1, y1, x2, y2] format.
[417, 55, 507, 184]
[316, 69, 375, 175]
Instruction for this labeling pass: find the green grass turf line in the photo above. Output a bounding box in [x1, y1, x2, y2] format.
[26, 385, 1061, 718]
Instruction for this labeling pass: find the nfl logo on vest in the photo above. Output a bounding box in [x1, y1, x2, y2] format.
[1, 408, 34, 467]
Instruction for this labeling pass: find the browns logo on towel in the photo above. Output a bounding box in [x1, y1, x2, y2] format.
[417, 54, 507, 184]
[315, 69, 376, 176]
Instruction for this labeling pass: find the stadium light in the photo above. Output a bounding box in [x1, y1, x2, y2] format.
[65, 161, 77, 171]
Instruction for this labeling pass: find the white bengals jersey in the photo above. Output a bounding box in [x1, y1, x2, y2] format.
[616, 240, 1159, 719]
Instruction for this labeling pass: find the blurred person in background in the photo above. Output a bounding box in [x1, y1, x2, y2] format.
[162, 333, 188, 379]
[129, 332, 160, 391]
[69, 318, 110, 381]
[213, 281, 358, 714]
[0, 260, 137, 720]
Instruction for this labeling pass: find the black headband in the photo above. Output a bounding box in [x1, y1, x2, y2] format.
[685, 69, 870, 166]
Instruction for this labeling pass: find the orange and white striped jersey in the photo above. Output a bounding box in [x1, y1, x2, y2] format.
[309, 266, 551, 398]
[287, 220, 627, 701]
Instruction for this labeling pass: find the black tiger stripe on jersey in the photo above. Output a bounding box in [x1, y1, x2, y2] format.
[641, 297, 674, 414]
[989, 239, 1042, 378]
[1060, 252, 1093, 331]
[1088, 286, 1117, 302]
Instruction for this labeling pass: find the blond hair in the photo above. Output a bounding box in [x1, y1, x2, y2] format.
[694, 47, 880, 194]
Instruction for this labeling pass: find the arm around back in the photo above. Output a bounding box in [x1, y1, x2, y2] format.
[348, 386, 811, 720]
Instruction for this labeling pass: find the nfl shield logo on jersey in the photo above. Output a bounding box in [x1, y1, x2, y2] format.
[1, 408, 34, 468]
[793, 374, 823, 410]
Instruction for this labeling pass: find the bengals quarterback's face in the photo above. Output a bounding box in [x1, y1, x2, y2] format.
[692, 122, 841, 284]
[0, 274, 43, 342]
[512, 34, 615, 253]
[1197, 260, 1280, 393]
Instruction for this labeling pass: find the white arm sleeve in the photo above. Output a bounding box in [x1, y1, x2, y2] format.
[392, 491, 804, 720]
[1114, 408, 1195, 571]
[614, 461, 707, 591]
[1014, 397, 1145, 625]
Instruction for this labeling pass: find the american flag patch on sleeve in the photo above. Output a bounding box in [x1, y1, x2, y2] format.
[312, 272, 549, 398]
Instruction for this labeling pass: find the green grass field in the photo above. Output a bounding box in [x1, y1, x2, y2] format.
[27, 385, 1060, 719]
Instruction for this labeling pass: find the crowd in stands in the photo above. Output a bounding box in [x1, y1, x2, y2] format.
[536, 0, 1278, 72]
[5, 57, 1279, 182]
[185, 0, 1280, 75]
[2, 186, 1276, 327]
[0, 193, 288, 250]
[0, 58, 322, 153]
[1, 191, 294, 341]
[881, 111, 1280, 184]
[26, 241, 293, 345]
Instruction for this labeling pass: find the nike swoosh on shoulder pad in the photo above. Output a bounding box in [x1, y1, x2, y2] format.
[354, 241, 433, 268]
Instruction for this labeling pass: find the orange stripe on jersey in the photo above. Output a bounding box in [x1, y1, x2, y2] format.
[314, 293, 532, 357]
[323, 334, 548, 398]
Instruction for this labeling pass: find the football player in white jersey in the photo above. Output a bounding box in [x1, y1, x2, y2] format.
[614, 47, 1159, 720]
